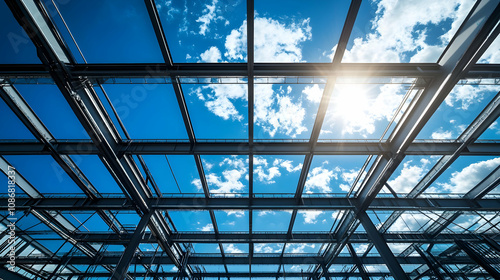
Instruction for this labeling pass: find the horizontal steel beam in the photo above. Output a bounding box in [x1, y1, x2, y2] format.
[3, 254, 475, 265]
[2, 196, 499, 211]
[1, 63, 499, 79]
[23, 231, 495, 244]
[48, 271, 491, 278]
[1, 140, 499, 156]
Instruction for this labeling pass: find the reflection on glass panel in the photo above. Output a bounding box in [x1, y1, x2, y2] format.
[63, 213, 112, 232]
[304, 155, 368, 194]
[200, 155, 248, 195]
[0, 1, 41, 63]
[43, 0, 163, 63]
[254, 84, 321, 139]
[253, 155, 303, 193]
[16, 84, 89, 139]
[418, 85, 499, 140]
[169, 211, 212, 232]
[320, 84, 416, 140]
[425, 156, 500, 195]
[253, 210, 291, 232]
[214, 210, 248, 232]
[142, 155, 201, 194]
[343, 0, 475, 62]
[157, 0, 246, 63]
[254, 1, 350, 62]
[4, 155, 83, 194]
[183, 83, 248, 139]
[102, 84, 187, 139]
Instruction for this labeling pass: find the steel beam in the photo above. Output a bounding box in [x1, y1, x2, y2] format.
[2, 254, 478, 266]
[17, 231, 498, 244]
[110, 211, 152, 280]
[2, 63, 500, 79]
[2, 140, 500, 156]
[358, 211, 409, 279]
[3, 195, 500, 211]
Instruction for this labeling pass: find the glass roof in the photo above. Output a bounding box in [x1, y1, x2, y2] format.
[1, 0, 500, 279]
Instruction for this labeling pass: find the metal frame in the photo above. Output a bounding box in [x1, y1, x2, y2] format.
[1, 0, 500, 279]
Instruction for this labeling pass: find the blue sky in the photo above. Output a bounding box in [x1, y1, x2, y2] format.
[2, 0, 500, 269]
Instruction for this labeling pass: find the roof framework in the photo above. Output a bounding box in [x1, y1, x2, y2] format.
[1, 0, 500, 279]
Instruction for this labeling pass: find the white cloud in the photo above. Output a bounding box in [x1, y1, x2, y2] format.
[192, 156, 248, 194]
[431, 129, 453, 139]
[255, 166, 281, 184]
[255, 85, 307, 138]
[329, 0, 474, 63]
[439, 157, 500, 193]
[304, 166, 336, 193]
[225, 17, 312, 62]
[224, 244, 243, 253]
[200, 223, 214, 231]
[255, 243, 282, 253]
[300, 210, 323, 224]
[279, 160, 303, 173]
[389, 213, 437, 232]
[224, 210, 245, 218]
[191, 178, 203, 191]
[479, 36, 500, 63]
[192, 84, 247, 121]
[324, 84, 405, 136]
[156, 0, 179, 19]
[302, 84, 323, 103]
[258, 210, 275, 216]
[288, 243, 315, 254]
[387, 159, 431, 193]
[196, 0, 223, 35]
[445, 85, 497, 110]
[199, 46, 222, 62]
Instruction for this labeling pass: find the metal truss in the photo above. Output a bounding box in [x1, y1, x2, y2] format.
[1, 0, 500, 279]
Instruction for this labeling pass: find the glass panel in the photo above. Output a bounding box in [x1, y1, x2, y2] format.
[157, 0, 246, 63]
[43, 0, 164, 63]
[63, 213, 113, 232]
[4, 155, 83, 194]
[253, 210, 291, 232]
[343, 0, 475, 62]
[425, 156, 500, 195]
[304, 155, 369, 194]
[255, 1, 350, 62]
[101, 84, 187, 139]
[293, 210, 337, 232]
[254, 84, 322, 139]
[142, 155, 201, 194]
[0, 1, 41, 63]
[69, 155, 122, 193]
[284, 243, 322, 254]
[253, 155, 303, 193]
[214, 210, 248, 232]
[383, 156, 437, 195]
[0, 97, 35, 139]
[320, 84, 416, 140]
[193, 243, 220, 254]
[478, 35, 500, 63]
[418, 85, 499, 139]
[199, 155, 249, 195]
[169, 211, 212, 231]
[254, 243, 284, 254]
[15, 84, 89, 139]
[183, 83, 248, 139]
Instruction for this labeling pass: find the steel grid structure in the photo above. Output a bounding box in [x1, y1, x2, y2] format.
[1, 0, 500, 279]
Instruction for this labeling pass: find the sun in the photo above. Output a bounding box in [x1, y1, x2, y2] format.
[331, 84, 372, 126]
